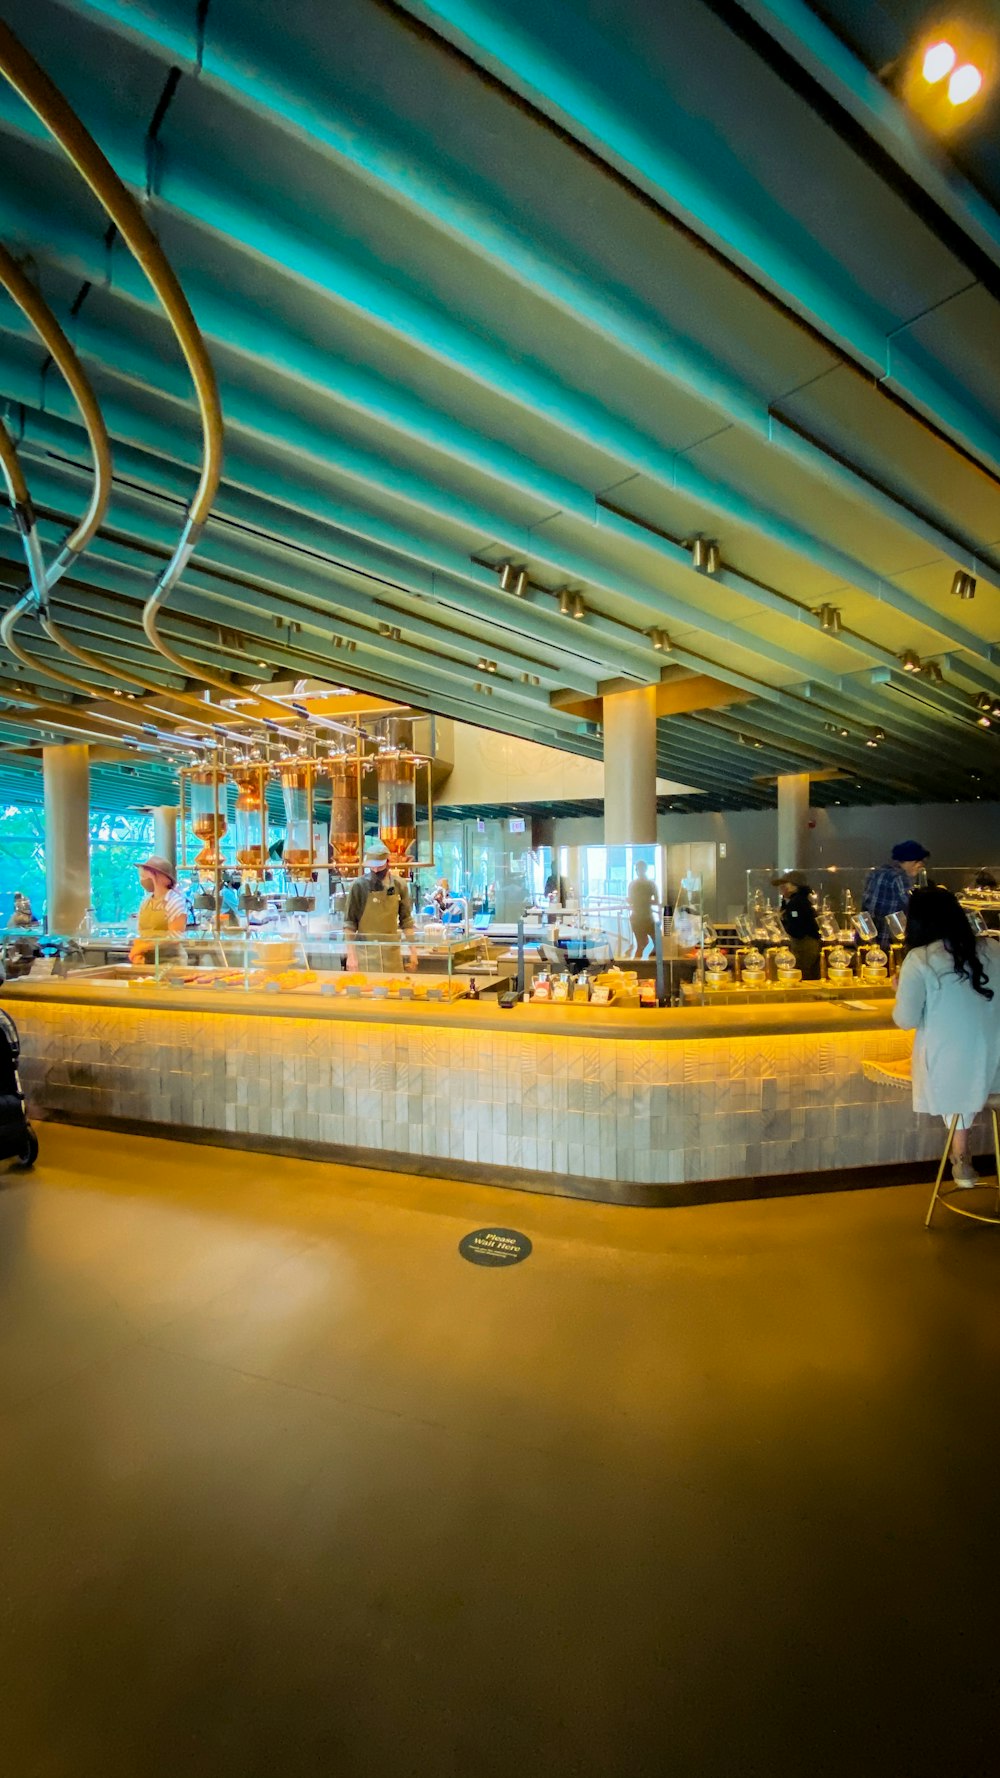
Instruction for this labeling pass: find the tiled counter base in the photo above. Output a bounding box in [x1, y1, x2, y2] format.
[4, 993, 941, 1206]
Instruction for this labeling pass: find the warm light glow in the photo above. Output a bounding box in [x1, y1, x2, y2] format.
[922, 40, 956, 82]
[948, 62, 983, 103]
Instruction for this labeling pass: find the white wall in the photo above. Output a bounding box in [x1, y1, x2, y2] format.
[438, 723, 691, 806]
[552, 801, 1000, 916]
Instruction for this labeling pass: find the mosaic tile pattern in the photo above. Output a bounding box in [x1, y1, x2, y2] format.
[11, 1003, 944, 1196]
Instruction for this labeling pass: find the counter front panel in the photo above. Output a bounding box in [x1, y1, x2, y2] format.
[2, 982, 937, 1204]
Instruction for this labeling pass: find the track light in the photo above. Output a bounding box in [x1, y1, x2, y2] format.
[648, 628, 670, 651]
[921, 661, 943, 683]
[558, 589, 585, 618]
[690, 536, 721, 573]
[498, 563, 529, 597]
[818, 604, 842, 633]
[951, 570, 977, 600]
[901, 650, 921, 672]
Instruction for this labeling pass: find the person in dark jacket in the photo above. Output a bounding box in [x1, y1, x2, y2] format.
[772, 873, 821, 979]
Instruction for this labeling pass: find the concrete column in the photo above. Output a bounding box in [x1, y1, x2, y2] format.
[150, 805, 178, 873]
[43, 744, 90, 933]
[776, 772, 810, 873]
[603, 686, 658, 845]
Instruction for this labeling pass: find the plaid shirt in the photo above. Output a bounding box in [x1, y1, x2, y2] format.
[862, 862, 911, 942]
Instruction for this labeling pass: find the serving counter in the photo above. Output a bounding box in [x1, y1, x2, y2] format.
[0, 969, 936, 1205]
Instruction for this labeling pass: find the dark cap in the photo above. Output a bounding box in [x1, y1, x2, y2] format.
[891, 841, 930, 863]
[771, 872, 808, 889]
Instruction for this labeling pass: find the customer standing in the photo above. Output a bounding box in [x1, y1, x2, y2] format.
[130, 855, 187, 964]
[772, 873, 821, 979]
[893, 887, 1000, 1186]
[862, 839, 929, 946]
[627, 859, 659, 959]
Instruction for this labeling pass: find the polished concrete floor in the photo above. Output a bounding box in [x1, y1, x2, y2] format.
[1, 1126, 999, 1777]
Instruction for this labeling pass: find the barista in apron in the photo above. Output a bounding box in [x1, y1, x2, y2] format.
[131, 855, 188, 965]
[345, 840, 418, 974]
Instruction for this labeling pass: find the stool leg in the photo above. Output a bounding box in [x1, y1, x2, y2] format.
[926, 1115, 959, 1229]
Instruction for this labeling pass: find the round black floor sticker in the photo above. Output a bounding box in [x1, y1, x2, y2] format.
[459, 1227, 532, 1267]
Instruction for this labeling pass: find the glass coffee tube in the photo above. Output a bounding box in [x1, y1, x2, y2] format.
[188, 767, 227, 870]
[376, 752, 417, 865]
[232, 764, 266, 871]
[326, 752, 361, 871]
[279, 760, 314, 871]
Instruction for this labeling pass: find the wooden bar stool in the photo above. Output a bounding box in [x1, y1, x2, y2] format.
[862, 1059, 1000, 1229]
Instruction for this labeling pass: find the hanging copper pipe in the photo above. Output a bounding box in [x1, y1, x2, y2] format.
[0, 21, 321, 732]
[0, 239, 110, 578]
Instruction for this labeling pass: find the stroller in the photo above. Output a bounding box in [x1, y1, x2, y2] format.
[0, 1007, 38, 1169]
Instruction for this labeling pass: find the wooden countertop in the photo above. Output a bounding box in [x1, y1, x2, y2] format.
[1, 973, 897, 1042]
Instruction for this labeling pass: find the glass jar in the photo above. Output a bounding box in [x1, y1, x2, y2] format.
[376, 751, 417, 865]
[188, 767, 226, 869]
[232, 764, 266, 871]
[279, 760, 313, 872]
[774, 946, 798, 977]
[740, 947, 766, 982]
[827, 944, 853, 981]
[703, 947, 730, 984]
[325, 752, 361, 872]
[862, 945, 888, 980]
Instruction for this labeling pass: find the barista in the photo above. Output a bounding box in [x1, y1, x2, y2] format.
[772, 873, 821, 980]
[131, 855, 187, 965]
[345, 839, 417, 972]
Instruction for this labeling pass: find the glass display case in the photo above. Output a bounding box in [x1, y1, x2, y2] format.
[68, 914, 505, 1003]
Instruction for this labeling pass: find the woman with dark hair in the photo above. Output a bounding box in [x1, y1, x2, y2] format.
[893, 887, 1000, 1185]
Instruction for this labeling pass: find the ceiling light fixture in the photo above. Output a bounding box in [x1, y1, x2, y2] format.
[818, 604, 842, 633]
[949, 62, 983, 104]
[705, 543, 721, 576]
[691, 536, 708, 570]
[498, 562, 514, 592]
[921, 661, 944, 683]
[951, 570, 977, 600]
[571, 593, 586, 620]
[901, 650, 921, 672]
[648, 628, 670, 651]
[922, 40, 956, 83]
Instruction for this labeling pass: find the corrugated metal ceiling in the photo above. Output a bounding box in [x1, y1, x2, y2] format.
[1, 0, 999, 811]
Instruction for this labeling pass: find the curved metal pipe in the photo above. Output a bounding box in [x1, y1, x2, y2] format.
[0, 239, 110, 582]
[0, 21, 316, 729]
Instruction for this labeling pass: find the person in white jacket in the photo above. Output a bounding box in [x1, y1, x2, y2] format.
[893, 887, 1000, 1186]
